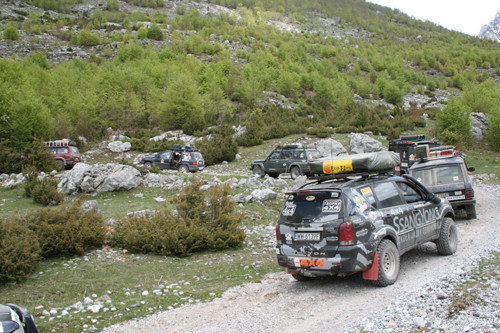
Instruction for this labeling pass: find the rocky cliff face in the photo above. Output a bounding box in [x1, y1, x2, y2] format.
[479, 10, 500, 42]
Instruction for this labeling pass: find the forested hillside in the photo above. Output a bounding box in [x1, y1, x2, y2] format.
[1, 0, 499, 169]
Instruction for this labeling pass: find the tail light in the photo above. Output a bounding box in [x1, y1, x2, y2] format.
[339, 221, 355, 246]
[466, 189, 474, 199]
[276, 224, 282, 244]
[193, 160, 197, 166]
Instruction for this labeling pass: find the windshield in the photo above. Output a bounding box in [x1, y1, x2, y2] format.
[412, 165, 464, 186]
[71, 146, 80, 155]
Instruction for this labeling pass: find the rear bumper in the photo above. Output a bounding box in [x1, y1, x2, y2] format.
[449, 199, 475, 208]
[276, 242, 376, 277]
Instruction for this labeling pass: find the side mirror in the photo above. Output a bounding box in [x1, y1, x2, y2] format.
[468, 167, 475, 172]
[427, 192, 441, 204]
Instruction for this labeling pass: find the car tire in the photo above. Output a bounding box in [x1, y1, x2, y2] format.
[144, 162, 152, 168]
[289, 166, 301, 180]
[372, 239, 400, 287]
[436, 217, 457, 255]
[178, 165, 189, 173]
[252, 166, 264, 178]
[56, 160, 64, 170]
[292, 274, 313, 282]
[465, 205, 477, 219]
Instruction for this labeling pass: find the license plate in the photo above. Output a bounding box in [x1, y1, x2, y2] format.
[294, 232, 320, 241]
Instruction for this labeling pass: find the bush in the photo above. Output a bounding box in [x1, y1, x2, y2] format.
[3, 24, 19, 40]
[111, 178, 245, 256]
[0, 219, 41, 283]
[23, 167, 39, 198]
[31, 178, 64, 206]
[147, 24, 164, 40]
[24, 202, 106, 258]
[197, 126, 238, 165]
[78, 29, 101, 46]
[437, 97, 473, 148]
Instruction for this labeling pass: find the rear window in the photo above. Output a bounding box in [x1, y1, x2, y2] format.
[191, 152, 203, 160]
[412, 165, 464, 186]
[280, 191, 342, 223]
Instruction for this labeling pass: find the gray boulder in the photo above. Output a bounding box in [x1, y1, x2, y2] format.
[250, 189, 277, 202]
[81, 200, 100, 215]
[471, 112, 490, 141]
[58, 163, 141, 194]
[314, 138, 347, 157]
[349, 133, 385, 154]
[108, 141, 131, 153]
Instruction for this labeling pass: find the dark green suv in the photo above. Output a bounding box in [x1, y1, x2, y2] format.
[250, 145, 321, 179]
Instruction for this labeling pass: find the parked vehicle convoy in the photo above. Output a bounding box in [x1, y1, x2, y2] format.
[388, 135, 440, 175]
[139, 144, 205, 173]
[409, 145, 476, 219]
[45, 139, 81, 170]
[250, 144, 322, 179]
[275, 153, 457, 286]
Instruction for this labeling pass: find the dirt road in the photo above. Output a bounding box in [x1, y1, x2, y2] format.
[101, 183, 500, 333]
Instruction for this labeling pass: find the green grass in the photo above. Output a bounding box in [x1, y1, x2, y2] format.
[0, 188, 283, 332]
[463, 148, 500, 181]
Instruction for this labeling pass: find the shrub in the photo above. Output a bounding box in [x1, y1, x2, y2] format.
[111, 178, 245, 256]
[0, 219, 41, 283]
[437, 97, 472, 148]
[78, 29, 101, 46]
[147, 24, 164, 40]
[3, 24, 19, 40]
[23, 167, 39, 198]
[197, 126, 238, 165]
[31, 178, 64, 206]
[24, 202, 106, 258]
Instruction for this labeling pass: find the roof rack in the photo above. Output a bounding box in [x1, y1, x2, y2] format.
[308, 170, 393, 184]
[276, 144, 303, 149]
[45, 139, 76, 147]
[169, 144, 198, 152]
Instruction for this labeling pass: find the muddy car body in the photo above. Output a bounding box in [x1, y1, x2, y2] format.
[409, 150, 476, 219]
[275, 172, 456, 286]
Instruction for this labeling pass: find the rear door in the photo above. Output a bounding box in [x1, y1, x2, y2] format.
[278, 189, 344, 258]
[396, 181, 439, 245]
[366, 181, 415, 252]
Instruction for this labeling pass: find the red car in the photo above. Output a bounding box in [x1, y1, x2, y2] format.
[45, 139, 81, 170]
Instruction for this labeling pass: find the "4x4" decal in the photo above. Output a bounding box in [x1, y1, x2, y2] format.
[294, 258, 324, 268]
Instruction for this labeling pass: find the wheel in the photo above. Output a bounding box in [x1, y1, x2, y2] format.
[56, 160, 64, 170]
[268, 173, 279, 178]
[436, 217, 457, 255]
[465, 205, 477, 219]
[252, 166, 264, 178]
[144, 162, 152, 168]
[372, 239, 400, 287]
[289, 166, 301, 180]
[292, 274, 314, 282]
[178, 164, 189, 173]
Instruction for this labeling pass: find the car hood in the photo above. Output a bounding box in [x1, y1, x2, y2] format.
[251, 159, 265, 164]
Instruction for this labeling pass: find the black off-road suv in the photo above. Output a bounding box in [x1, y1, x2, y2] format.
[389, 135, 440, 175]
[139, 144, 205, 173]
[409, 147, 476, 219]
[250, 145, 322, 179]
[275, 170, 456, 286]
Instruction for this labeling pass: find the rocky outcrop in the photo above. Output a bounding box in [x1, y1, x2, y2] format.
[108, 141, 131, 153]
[479, 10, 500, 42]
[58, 163, 142, 195]
[313, 138, 347, 157]
[471, 112, 490, 141]
[349, 133, 385, 154]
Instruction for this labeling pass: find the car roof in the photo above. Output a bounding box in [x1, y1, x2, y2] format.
[410, 156, 465, 169]
[297, 174, 401, 192]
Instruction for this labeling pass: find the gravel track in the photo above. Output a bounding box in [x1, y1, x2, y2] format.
[102, 181, 500, 333]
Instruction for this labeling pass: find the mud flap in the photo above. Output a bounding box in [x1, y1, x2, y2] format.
[362, 252, 378, 281]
